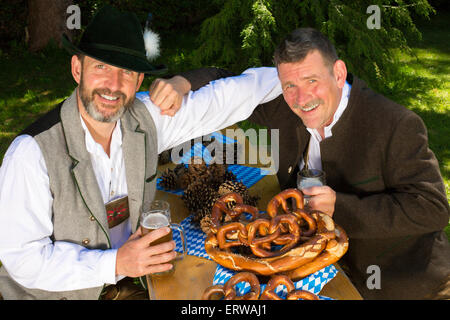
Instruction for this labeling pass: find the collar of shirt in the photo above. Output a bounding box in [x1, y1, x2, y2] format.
[306, 81, 352, 141]
[79, 115, 123, 157]
[79, 115, 126, 202]
[299, 81, 352, 171]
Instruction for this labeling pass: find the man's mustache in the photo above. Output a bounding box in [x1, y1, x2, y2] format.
[292, 98, 324, 110]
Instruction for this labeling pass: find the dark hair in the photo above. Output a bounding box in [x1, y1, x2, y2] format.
[273, 28, 338, 71]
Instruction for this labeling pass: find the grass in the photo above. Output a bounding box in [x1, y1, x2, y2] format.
[383, 11, 450, 239]
[0, 12, 448, 240]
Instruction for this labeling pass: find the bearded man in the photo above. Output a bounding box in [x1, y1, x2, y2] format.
[0, 5, 281, 299]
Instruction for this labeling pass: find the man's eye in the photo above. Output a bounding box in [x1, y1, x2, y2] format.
[123, 70, 132, 75]
[284, 84, 295, 91]
[309, 79, 316, 84]
[96, 64, 105, 69]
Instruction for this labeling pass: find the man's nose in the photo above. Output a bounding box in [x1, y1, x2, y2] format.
[295, 87, 312, 106]
[105, 69, 123, 92]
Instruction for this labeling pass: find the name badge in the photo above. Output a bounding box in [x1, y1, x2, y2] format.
[105, 196, 130, 229]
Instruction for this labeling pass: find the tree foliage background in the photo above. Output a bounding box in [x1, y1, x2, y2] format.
[189, 0, 437, 91]
[0, 0, 446, 90]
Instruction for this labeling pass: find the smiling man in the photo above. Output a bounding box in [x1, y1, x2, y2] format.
[0, 6, 281, 300]
[149, 28, 450, 300]
[277, 50, 346, 137]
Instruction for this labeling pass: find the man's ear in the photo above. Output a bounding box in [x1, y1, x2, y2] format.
[136, 73, 145, 92]
[71, 55, 82, 85]
[333, 59, 347, 89]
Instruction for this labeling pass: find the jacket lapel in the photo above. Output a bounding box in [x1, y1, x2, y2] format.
[121, 108, 146, 231]
[60, 90, 110, 238]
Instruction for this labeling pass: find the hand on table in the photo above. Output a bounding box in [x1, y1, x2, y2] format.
[302, 186, 336, 217]
[149, 76, 191, 116]
[115, 226, 177, 277]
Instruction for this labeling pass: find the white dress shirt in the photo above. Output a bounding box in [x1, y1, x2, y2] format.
[0, 67, 282, 292]
[300, 81, 351, 171]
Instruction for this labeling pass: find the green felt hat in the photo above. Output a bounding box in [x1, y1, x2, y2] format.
[62, 5, 167, 75]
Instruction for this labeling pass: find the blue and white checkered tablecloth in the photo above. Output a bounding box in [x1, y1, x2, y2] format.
[173, 214, 210, 260]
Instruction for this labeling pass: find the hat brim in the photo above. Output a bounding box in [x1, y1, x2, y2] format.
[62, 34, 167, 75]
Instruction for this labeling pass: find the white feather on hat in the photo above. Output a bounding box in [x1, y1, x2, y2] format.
[143, 28, 160, 61]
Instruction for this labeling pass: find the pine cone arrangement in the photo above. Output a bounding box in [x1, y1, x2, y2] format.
[158, 157, 258, 232]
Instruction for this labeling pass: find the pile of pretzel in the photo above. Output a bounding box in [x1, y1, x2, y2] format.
[204, 188, 348, 280]
[202, 272, 319, 300]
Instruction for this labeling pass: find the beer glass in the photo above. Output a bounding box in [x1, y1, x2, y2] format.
[297, 169, 326, 206]
[140, 200, 186, 299]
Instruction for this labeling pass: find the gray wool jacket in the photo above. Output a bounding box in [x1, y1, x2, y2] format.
[0, 90, 158, 299]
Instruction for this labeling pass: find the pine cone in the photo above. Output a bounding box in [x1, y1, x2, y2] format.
[218, 180, 260, 207]
[158, 149, 171, 165]
[182, 181, 219, 222]
[159, 168, 179, 190]
[207, 163, 229, 189]
[223, 170, 237, 182]
[173, 163, 188, 177]
[200, 214, 213, 234]
[188, 157, 208, 176]
[178, 172, 198, 190]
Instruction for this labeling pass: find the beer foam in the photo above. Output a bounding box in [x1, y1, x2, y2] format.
[141, 212, 170, 229]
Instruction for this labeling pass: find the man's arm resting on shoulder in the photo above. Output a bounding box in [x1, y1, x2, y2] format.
[149, 67, 282, 128]
[149, 68, 236, 116]
[141, 67, 282, 153]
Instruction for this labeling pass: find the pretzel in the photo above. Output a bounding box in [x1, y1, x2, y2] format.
[210, 193, 244, 234]
[230, 204, 259, 222]
[292, 209, 317, 238]
[205, 188, 347, 278]
[247, 214, 300, 258]
[223, 272, 260, 300]
[260, 275, 319, 300]
[266, 188, 304, 217]
[217, 222, 249, 249]
[215, 213, 301, 258]
[260, 275, 295, 300]
[285, 223, 348, 281]
[201, 284, 225, 300]
[205, 211, 335, 275]
[286, 290, 320, 300]
[246, 219, 282, 256]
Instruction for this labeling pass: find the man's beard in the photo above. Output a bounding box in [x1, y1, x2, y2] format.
[79, 78, 134, 123]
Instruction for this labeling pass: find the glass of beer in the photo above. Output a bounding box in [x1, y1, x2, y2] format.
[140, 200, 186, 262]
[297, 169, 326, 206]
[140, 200, 186, 299]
